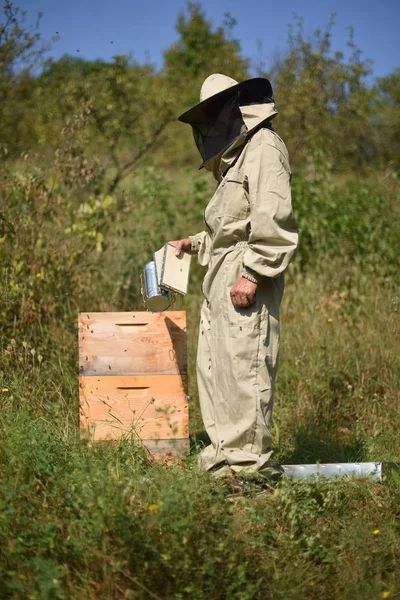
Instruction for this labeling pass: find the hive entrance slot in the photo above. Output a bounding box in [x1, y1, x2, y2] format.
[116, 386, 150, 391]
[116, 323, 148, 327]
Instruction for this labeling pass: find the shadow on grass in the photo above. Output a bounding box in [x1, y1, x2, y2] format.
[189, 430, 210, 454]
[281, 426, 365, 464]
[189, 420, 366, 465]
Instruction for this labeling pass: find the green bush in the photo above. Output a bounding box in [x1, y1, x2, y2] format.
[292, 168, 400, 281]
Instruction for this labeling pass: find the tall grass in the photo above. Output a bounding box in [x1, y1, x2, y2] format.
[0, 409, 399, 599]
[0, 151, 399, 598]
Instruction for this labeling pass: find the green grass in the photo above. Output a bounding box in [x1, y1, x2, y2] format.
[0, 410, 399, 599]
[0, 271, 399, 599]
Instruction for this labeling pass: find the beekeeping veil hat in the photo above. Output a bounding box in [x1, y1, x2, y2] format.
[178, 73, 277, 170]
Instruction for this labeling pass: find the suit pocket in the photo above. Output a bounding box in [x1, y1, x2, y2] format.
[216, 169, 249, 220]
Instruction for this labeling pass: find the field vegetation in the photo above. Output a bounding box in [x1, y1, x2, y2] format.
[0, 2, 399, 598]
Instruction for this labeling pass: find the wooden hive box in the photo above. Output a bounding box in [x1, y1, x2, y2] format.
[78, 311, 188, 456]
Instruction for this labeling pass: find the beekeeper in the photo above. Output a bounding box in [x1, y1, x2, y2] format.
[171, 74, 298, 477]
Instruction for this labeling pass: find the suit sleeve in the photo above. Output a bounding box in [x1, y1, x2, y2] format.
[242, 136, 298, 280]
[189, 231, 211, 267]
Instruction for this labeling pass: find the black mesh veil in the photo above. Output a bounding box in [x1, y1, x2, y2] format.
[192, 93, 245, 169]
[179, 79, 274, 169]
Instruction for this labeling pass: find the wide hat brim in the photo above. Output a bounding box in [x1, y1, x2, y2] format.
[178, 77, 273, 125]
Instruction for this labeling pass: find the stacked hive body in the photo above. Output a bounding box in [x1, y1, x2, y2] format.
[78, 311, 188, 455]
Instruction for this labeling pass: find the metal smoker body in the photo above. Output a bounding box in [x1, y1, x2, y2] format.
[141, 261, 173, 312]
[141, 244, 191, 313]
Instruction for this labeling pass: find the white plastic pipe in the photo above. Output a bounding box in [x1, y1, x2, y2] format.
[281, 462, 383, 480]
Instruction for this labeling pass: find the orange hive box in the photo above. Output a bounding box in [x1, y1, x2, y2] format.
[78, 311, 188, 456]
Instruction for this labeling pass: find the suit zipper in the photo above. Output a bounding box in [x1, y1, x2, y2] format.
[201, 208, 213, 299]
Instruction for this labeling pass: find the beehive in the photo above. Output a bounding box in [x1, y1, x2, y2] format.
[78, 311, 188, 455]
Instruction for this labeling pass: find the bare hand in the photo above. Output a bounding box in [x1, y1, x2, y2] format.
[169, 239, 192, 257]
[230, 277, 258, 307]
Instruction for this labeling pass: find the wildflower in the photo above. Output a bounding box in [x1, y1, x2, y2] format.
[148, 504, 159, 512]
[382, 592, 391, 599]
[2, 388, 8, 392]
[372, 529, 380, 535]
[327, 318, 333, 323]
[36, 272, 42, 278]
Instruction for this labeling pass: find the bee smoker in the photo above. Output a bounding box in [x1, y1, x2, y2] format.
[140, 260, 173, 312]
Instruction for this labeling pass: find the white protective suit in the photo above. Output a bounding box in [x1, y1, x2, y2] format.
[189, 99, 298, 475]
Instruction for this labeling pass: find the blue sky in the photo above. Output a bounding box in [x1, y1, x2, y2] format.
[16, 0, 400, 80]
